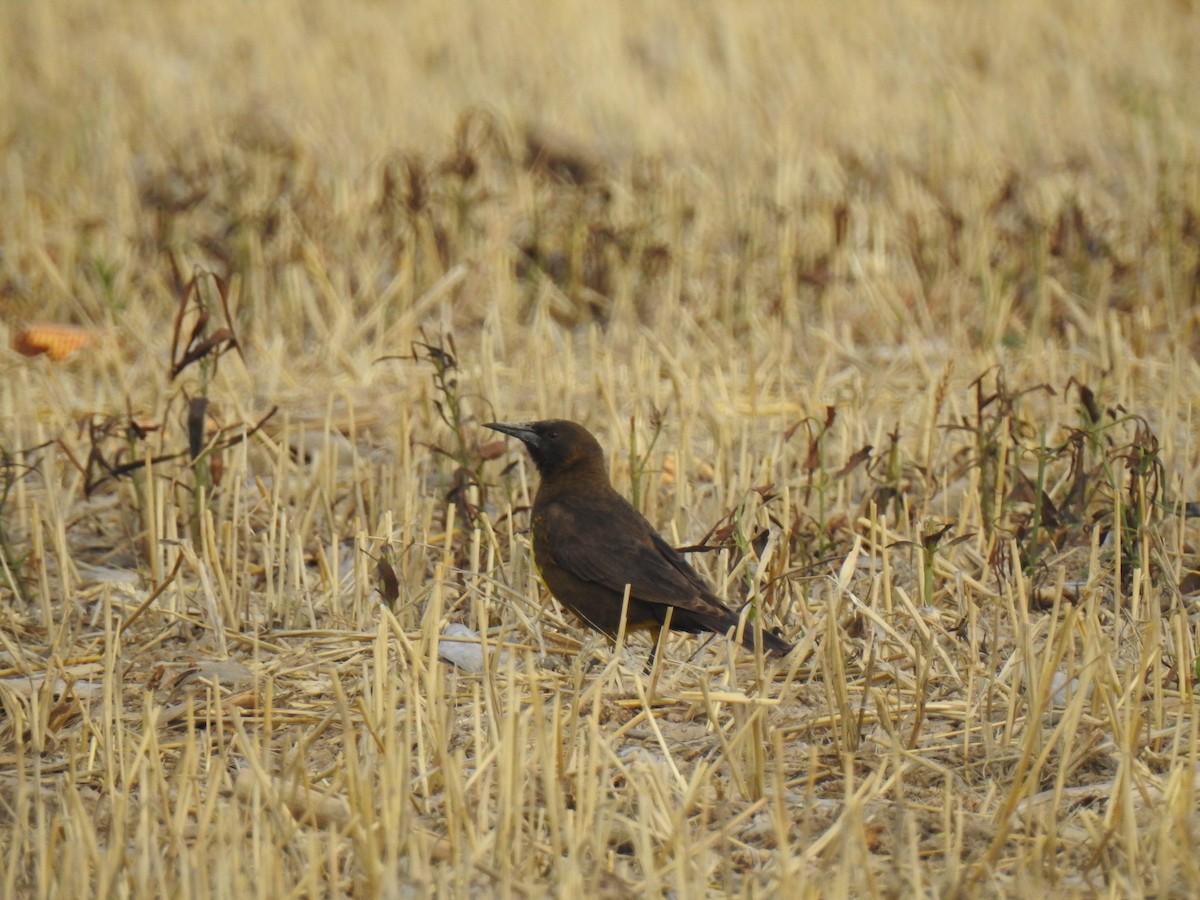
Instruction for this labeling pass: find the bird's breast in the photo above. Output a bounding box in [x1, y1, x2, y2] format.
[529, 511, 554, 574]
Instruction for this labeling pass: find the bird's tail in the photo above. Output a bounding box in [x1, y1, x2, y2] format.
[693, 610, 793, 657]
[738, 623, 794, 656]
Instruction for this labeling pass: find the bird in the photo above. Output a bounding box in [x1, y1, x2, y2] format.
[486, 419, 793, 661]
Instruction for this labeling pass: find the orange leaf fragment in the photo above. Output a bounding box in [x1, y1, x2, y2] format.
[13, 323, 93, 361]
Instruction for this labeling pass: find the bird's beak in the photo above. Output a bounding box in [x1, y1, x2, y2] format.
[485, 422, 539, 447]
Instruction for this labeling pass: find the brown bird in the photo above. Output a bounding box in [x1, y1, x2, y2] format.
[486, 419, 793, 659]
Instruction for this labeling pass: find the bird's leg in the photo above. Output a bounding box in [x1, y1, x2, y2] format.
[642, 635, 657, 675]
[615, 585, 633, 659]
[644, 608, 674, 677]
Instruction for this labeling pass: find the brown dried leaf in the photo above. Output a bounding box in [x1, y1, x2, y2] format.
[836, 445, 873, 478]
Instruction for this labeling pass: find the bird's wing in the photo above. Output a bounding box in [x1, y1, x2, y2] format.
[539, 501, 732, 616]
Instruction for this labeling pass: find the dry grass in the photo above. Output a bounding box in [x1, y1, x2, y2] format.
[2, 0, 1200, 895]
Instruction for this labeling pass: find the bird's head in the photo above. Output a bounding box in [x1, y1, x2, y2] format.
[485, 419, 606, 480]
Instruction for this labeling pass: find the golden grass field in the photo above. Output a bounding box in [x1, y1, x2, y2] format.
[2, 0, 1200, 895]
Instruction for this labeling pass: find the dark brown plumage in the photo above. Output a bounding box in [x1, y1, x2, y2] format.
[486, 419, 793, 658]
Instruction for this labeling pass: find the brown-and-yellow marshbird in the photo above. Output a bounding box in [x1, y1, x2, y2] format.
[487, 419, 793, 660]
